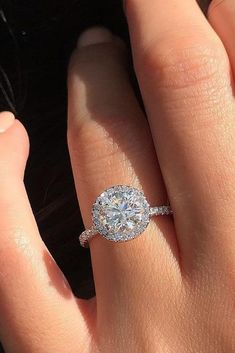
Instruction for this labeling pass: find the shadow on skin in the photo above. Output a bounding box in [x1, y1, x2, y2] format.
[68, 40, 179, 263]
[43, 250, 73, 299]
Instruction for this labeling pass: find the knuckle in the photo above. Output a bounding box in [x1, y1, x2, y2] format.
[68, 118, 119, 165]
[68, 110, 129, 164]
[137, 36, 229, 92]
[67, 109, 150, 184]
[68, 124, 125, 186]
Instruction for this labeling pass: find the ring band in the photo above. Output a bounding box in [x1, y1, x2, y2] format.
[79, 185, 173, 248]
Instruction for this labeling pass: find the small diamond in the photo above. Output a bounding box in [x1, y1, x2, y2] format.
[92, 185, 150, 242]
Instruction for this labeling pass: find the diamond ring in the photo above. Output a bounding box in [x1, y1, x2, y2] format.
[79, 185, 173, 248]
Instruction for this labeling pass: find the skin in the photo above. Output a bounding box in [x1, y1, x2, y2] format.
[0, 0, 235, 352]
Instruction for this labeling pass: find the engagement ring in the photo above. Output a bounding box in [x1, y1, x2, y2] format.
[79, 185, 173, 247]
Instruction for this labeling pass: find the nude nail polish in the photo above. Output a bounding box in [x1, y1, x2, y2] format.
[77, 27, 113, 47]
[0, 112, 15, 133]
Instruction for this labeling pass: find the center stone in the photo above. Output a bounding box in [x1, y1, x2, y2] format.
[92, 185, 150, 242]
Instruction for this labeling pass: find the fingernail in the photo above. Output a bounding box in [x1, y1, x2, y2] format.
[0, 112, 15, 133]
[77, 27, 114, 48]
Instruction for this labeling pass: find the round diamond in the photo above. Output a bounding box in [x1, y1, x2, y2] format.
[92, 185, 150, 242]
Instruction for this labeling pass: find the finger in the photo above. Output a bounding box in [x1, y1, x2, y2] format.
[0, 113, 91, 353]
[208, 0, 235, 75]
[68, 28, 180, 338]
[125, 0, 235, 268]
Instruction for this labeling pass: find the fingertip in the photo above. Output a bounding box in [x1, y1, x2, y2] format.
[77, 27, 114, 48]
[0, 117, 30, 180]
[0, 111, 15, 133]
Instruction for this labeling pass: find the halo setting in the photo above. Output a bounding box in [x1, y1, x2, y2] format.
[79, 185, 173, 247]
[92, 185, 150, 242]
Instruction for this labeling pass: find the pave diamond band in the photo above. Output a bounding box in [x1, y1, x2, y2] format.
[79, 185, 173, 248]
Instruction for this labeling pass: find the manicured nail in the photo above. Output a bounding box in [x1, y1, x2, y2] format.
[77, 27, 113, 48]
[0, 112, 15, 133]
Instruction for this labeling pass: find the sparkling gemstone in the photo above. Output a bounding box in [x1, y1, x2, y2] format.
[92, 185, 150, 242]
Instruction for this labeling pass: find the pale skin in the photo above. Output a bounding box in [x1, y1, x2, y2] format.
[0, 0, 235, 352]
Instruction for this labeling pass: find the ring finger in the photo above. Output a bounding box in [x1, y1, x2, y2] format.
[67, 27, 180, 346]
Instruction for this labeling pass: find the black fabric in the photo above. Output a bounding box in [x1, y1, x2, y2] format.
[0, 2, 127, 350]
[0, 0, 128, 299]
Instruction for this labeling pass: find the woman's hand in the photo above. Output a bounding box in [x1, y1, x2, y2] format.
[0, 0, 235, 352]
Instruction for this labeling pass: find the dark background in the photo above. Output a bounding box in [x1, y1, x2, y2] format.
[0, 0, 210, 352]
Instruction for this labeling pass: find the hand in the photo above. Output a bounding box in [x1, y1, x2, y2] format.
[0, 0, 235, 352]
